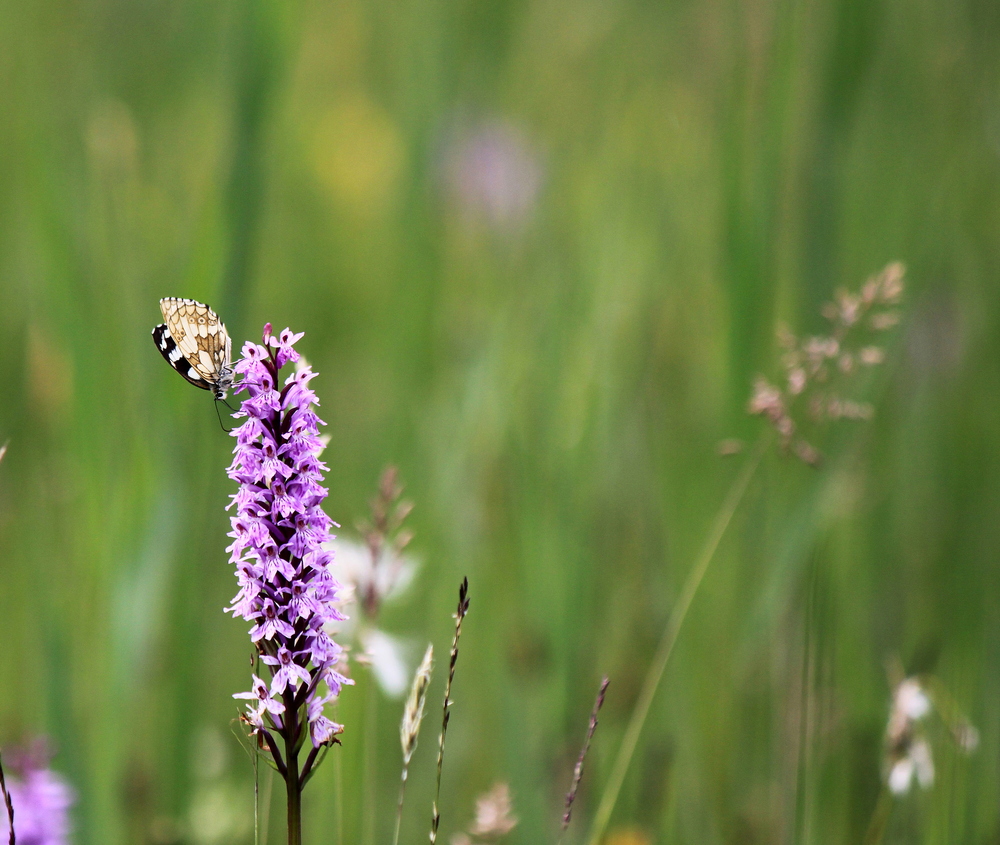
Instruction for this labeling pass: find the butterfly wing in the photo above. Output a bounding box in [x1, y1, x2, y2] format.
[152, 323, 214, 391]
[158, 297, 231, 388]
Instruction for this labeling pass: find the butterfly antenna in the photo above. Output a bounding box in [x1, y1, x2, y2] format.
[215, 399, 233, 433]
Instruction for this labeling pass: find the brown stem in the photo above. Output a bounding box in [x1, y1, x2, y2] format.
[283, 691, 302, 845]
[286, 747, 302, 845]
[560, 676, 610, 838]
[0, 749, 13, 845]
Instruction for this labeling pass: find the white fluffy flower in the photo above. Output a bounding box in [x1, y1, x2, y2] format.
[324, 537, 420, 698]
[894, 679, 931, 721]
[328, 538, 418, 609]
[360, 628, 413, 698]
[888, 738, 934, 795]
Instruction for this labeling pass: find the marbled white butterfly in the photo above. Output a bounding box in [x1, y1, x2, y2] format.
[152, 298, 234, 401]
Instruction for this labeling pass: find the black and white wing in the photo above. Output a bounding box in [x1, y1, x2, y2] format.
[152, 298, 234, 399]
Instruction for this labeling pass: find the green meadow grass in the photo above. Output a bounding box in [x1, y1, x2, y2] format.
[0, 0, 999, 842]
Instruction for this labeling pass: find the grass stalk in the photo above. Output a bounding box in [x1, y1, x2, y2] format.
[430, 578, 470, 845]
[585, 442, 764, 845]
[363, 668, 378, 845]
[260, 766, 273, 845]
[559, 676, 610, 842]
[862, 788, 893, 845]
[393, 767, 408, 845]
[395, 644, 435, 845]
[333, 702, 344, 845]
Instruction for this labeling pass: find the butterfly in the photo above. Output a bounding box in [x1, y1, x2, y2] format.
[152, 298, 234, 401]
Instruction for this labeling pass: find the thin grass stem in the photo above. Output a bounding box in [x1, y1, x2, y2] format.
[363, 666, 378, 845]
[393, 766, 408, 845]
[396, 643, 434, 845]
[430, 578, 470, 845]
[260, 767, 274, 844]
[862, 788, 893, 845]
[585, 441, 764, 845]
[559, 676, 610, 843]
[333, 701, 344, 845]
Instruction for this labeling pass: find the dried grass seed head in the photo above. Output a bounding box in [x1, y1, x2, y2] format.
[748, 262, 906, 464]
[353, 465, 417, 618]
[469, 783, 518, 838]
[401, 643, 434, 763]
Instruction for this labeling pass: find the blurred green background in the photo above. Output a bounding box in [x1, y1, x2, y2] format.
[1, 0, 999, 842]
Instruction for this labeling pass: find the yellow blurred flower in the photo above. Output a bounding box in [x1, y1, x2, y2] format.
[604, 826, 651, 845]
[311, 91, 404, 216]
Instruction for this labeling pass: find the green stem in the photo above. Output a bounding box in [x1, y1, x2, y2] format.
[260, 767, 274, 845]
[585, 442, 764, 845]
[392, 766, 409, 845]
[333, 702, 344, 845]
[363, 667, 378, 845]
[862, 788, 893, 845]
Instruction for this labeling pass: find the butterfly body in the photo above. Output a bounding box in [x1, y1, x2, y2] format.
[152, 298, 234, 400]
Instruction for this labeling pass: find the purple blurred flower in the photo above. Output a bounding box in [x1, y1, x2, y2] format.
[226, 324, 351, 801]
[441, 118, 542, 226]
[0, 743, 74, 845]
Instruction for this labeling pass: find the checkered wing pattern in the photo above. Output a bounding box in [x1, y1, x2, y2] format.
[152, 298, 234, 399]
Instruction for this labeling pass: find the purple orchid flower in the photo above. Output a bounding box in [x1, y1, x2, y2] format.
[225, 324, 351, 838]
